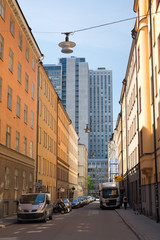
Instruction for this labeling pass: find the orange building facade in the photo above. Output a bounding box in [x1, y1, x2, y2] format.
[0, 0, 42, 217]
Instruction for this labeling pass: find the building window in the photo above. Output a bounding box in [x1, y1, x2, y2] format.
[7, 86, 12, 110]
[16, 96, 21, 118]
[0, 34, 4, 60]
[14, 169, 18, 190]
[30, 141, 33, 158]
[24, 104, 28, 124]
[25, 73, 29, 92]
[31, 111, 34, 128]
[139, 87, 141, 113]
[10, 15, 15, 36]
[157, 0, 160, 8]
[22, 171, 26, 190]
[26, 45, 29, 61]
[0, 0, 5, 20]
[0, 77, 2, 101]
[6, 125, 11, 148]
[17, 62, 22, 83]
[4, 167, 9, 189]
[158, 35, 160, 71]
[31, 83, 34, 99]
[9, 49, 13, 72]
[32, 57, 35, 70]
[138, 46, 140, 71]
[16, 131, 20, 152]
[18, 31, 22, 50]
[140, 130, 143, 156]
[23, 137, 27, 155]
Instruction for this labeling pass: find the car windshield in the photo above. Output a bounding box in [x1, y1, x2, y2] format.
[64, 199, 68, 203]
[102, 188, 118, 198]
[20, 194, 45, 204]
[73, 199, 77, 202]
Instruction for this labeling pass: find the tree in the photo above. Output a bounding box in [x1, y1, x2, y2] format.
[88, 175, 94, 190]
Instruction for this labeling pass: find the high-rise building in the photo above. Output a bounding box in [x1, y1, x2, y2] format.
[45, 57, 89, 150]
[44, 64, 62, 99]
[88, 68, 113, 193]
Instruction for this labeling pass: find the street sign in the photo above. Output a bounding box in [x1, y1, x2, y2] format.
[114, 176, 123, 182]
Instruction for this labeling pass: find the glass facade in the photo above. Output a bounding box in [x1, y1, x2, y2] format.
[88, 68, 113, 192]
[44, 65, 62, 99]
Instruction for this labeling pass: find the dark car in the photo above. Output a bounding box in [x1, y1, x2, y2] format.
[71, 198, 80, 209]
[63, 199, 72, 212]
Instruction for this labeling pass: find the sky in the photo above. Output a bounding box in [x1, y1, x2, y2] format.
[18, 0, 136, 129]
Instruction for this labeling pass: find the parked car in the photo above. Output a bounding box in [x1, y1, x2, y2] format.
[17, 193, 53, 223]
[77, 197, 84, 207]
[63, 199, 72, 212]
[71, 198, 80, 209]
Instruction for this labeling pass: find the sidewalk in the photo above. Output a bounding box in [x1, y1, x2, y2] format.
[0, 215, 17, 228]
[116, 207, 160, 240]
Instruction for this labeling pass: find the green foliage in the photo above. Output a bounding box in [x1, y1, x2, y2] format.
[88, 175, 95, 190]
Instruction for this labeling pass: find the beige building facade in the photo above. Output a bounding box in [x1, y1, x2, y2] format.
[78, 144, 88, 196]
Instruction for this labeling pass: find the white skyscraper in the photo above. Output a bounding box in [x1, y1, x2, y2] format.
[88, 68, 113, 193]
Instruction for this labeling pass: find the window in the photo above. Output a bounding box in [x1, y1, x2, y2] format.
[157, 0, 160, 8]
[139, 87, 141, 113]
[31, 83, 34, 99]
[17, 62, 22, 83]
[158, 35, 160, 71]
[5, 167, 9, 189]
[32, 57, 35, 70]
[138, 46, 140, 71]
[15, 131, 20, 152]
[9, 49, 13, 72]
[16, 96, 21, 118]
[31, 111, 34, 128]
[22, 171, 26, 190]
[24, 104, 28, 124]
[0, 77, 2, 101]
[0, 0, 5, 20]
[6, 125, 11, 148]
[0, 34, 4, 60]
[10, 16, 15, 36]
[14, 169, 18, 190]
[140, 130, 143, 156]
[26, 45, 29, 61]
[23, 137, 27, 155]
[7, 86, 12, 110]
[25, 73, 29, 92]
[18, 31, 22, 50]
[30, 141, 33, 158]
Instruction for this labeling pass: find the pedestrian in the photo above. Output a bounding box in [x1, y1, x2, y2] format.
[123, 196, 127, 210]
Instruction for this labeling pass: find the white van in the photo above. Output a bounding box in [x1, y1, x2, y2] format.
[17, 193, 53, 223]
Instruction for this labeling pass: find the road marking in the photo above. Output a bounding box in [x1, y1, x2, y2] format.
[26, 230, 42, 233]
[88, 210, 99, 216]
[13, 232, 20, 234]
[54, 217, 64, 220]
[36, 227, 49, 229]
[0, 238, 18, 240]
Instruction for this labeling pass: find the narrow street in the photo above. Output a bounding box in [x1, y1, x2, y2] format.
[0, 201, 138, 240]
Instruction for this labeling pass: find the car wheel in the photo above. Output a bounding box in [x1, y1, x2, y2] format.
[49, 214, 53, 220]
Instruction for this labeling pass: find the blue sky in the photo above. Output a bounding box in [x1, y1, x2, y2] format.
[18, 0, 136, 129]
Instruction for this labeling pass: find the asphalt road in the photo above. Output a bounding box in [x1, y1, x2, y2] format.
[0, 201, 139, 240]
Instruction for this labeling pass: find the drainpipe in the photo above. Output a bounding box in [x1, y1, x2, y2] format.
[149, 0, 159, 223]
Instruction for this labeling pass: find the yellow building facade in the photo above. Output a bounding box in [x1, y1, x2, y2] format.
[133, 0, 160, 221]
[37, 63, 58, 202]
